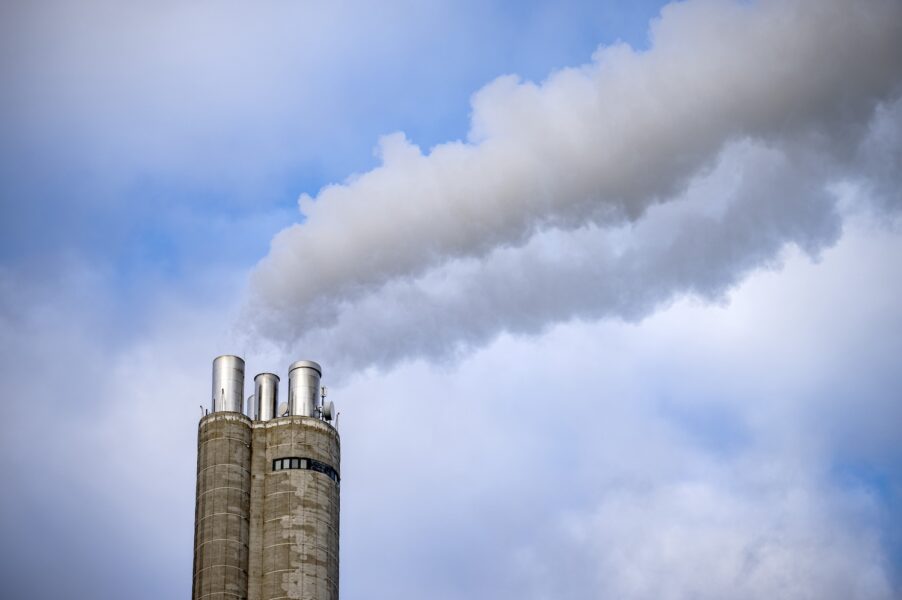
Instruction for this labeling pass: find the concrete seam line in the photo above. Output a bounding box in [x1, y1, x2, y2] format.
[199, 485, 251, 497]
[260, 541, 333, 551]
[193, 564, 247, 575]
[196, 592, 243, 600]
[197, 462, 252, 476]
[197, 511, 249, 524]
[262, 568, 302, 576]
[194, 538, 250, 552]
[199, 435, 251, 445]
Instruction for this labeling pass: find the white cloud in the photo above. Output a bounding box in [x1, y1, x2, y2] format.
[333, 217, 902, 599]
[247, 0, 902, 369]
[1, 194, 898, 600]
[549, 475, 890, 600]
[2, 2, 900, 598]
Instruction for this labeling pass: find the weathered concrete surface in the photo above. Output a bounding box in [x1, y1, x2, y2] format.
[193, 412, 253, 600]
[195, 413, 341, 600]
[262, 417, 340, 600]
[247, 425, 268, 600]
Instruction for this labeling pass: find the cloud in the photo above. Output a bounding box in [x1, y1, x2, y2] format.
[246, 0, 902, 374]
[3, 216, 898, 599]
[284, 137, 848, 375]
[2, 2, 900, 598]
[545, 475, 891, 600]
[0, 259, 247, 597]
[332, 219, 902, 599]
[3, 0, 563, 264]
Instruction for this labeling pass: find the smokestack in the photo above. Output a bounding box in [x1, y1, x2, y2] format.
[194, 355, 340, 599]
[288, 360, 321, 417]
[211, 355, 245, 412]
[254, 372, 280, 421]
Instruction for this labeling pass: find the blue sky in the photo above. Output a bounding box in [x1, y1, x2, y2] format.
[0, 0, 664, 274]
[1, 1, 901, 598]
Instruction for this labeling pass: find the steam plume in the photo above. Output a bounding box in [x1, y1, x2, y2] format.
[245, 0, 902, 375]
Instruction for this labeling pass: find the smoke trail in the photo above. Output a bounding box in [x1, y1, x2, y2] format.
[245, 0, 902, 375]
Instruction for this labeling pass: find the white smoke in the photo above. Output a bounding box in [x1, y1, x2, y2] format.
[245, 0, 902, 376]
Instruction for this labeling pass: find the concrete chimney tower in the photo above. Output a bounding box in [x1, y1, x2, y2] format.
[193, 356, 340, 600]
